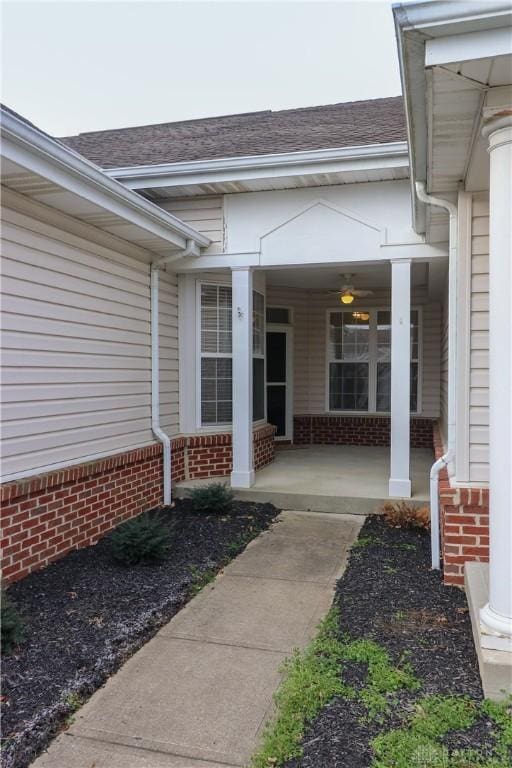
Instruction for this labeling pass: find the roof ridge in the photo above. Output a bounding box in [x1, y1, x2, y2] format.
[59, 95, 403, 140]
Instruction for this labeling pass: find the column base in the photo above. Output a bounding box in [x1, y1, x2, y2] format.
[388, 478, 412, 498]
[465, 562, 512, 700]
[480, 603, 512, 652]
[230, 470, 255, 489]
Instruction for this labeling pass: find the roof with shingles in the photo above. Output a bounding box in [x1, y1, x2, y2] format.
[60, 96, 406, 169]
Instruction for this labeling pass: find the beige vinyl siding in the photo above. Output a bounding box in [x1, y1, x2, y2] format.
[156, 196, 223, 253]
[266, 286, 441, 418]
[1, 195, 179, 480]
[469, 192, 489, 483]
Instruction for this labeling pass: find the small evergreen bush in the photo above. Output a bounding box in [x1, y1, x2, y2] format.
[2, 591, 25, 654]
[189, 483, 234, 515]
[110, 512, 170, 565]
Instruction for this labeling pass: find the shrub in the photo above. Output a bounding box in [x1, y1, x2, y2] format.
[110, 512, 170, 565]
[2, 591, 25, 654]
[381, 501, 430, 530]
[189, 483, 234, 515]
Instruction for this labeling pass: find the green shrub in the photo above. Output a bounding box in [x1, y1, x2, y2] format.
[189, 483, 234, 515]
[110, 512, 170, 565]
[2, 591, 25, 654]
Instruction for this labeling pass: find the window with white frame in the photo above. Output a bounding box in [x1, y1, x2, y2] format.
[200, 284, 232, 425]
[253, 291, 265, 422]
[327, 309, 420, 413]
[199, 284, 266, 427]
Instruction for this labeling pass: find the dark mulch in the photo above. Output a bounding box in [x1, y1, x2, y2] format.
[1, 499, 278, 768]
[284, 516, 501, 768]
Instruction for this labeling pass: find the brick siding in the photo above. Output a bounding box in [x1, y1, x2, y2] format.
[433, 425, 489, 587]
[293, 415, 434, 449]
[1, 426, 276, 584]
[186, 424, 277, 479]
[1, 443, 172, 584]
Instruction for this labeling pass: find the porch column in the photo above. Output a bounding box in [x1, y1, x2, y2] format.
[479, 111, 512, 648]
[389, 258, 412, 498]
[231, 267, 255, 488]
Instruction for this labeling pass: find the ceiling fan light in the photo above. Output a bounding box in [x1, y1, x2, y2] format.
[341, 293, 354, 304]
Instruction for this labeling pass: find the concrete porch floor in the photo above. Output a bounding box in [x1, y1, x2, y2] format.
[175, 445, 433, 514]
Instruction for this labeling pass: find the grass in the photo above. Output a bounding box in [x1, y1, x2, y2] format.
[251, 608, 420, 767]
[372, 695, 512, 768]
[188, 566, 217, 597]
[250, 606, 512, 768]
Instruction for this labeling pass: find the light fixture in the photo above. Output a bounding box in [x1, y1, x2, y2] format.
[352, 311, 370, 321]
[340, 293, 354, 304]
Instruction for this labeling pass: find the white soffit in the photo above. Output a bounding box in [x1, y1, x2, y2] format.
[108, 143, 410, 198]
[0, 108, 210, 255]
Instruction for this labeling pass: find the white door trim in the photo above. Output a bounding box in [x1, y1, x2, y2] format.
[266, 323, 294, 441]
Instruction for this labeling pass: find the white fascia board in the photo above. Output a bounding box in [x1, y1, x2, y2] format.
[0, 108, 210, 249]
[107, 143, 409, 190]
[394, 2, 511, 34]
[426, 26, 512, 67]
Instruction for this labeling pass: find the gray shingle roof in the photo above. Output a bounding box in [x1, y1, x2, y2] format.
[60, 97, 406, 169]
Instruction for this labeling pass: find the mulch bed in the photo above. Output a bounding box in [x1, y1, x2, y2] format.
[284, 516, 500, 768]
[1, 499, 278, 768]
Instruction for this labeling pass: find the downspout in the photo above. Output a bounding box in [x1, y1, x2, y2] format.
[415, 182, 458, 570]
[151, 239, 197, 506]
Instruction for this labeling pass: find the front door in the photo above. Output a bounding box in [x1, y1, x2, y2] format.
[266, 327, 292, 440]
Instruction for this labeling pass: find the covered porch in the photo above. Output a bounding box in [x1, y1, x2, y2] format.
[175, 444, 433, 514]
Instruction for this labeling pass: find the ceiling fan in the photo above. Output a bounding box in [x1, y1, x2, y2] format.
[328, 274, 374, 305]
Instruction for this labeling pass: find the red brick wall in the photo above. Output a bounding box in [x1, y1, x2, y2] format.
[254, 424, 277, 470]
[1, 427, 276, 584]
[293, 415, 434, 449]
[186, 424, 277, 479]
[0, 443, 181, 584]
[433, 425, 489, 587]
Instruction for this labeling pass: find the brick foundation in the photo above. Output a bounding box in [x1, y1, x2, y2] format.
[186, 423, 276, 480]
[293, 415, 434, 449]
[1, 426, 276, 583]
[0, 443, 174, 584]
[433, 426, 489, 587]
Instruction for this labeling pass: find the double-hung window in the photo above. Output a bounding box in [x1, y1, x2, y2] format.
[200, 284, 232, 425]
[327, 309, 420, 414]
[328, 311, 370, 411]
[199, 284, 266, 427]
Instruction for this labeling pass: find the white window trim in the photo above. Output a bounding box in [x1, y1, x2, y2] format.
[266, 321, 294, 441]
[252, 289, 267, 425]
[324, 306, 423, 416]
[196, 280, 233, 431]
[196, 281, 268, 431]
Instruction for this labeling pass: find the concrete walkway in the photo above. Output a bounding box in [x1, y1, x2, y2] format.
[33, 511, 363, 768]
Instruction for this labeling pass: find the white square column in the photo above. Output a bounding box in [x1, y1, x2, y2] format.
[389, 258, 412, 498]
[231, 267, 255, 488]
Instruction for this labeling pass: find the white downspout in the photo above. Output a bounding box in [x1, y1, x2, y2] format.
[415, 182, 457, 570]
[151, 239, 197, 506]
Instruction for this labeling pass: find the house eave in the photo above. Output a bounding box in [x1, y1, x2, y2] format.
[393, 0, 512, 235]
[0, 106, 211, 250]
[106, 142, 409, 192]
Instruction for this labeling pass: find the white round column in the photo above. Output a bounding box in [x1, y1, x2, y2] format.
[479, 113, 512, 646]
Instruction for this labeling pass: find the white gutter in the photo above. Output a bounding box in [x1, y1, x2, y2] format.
[150, 239, 198, 506]
[107, 142, 409, 190]
[415, 181, 457, 570]
[0, 106, 210, 250]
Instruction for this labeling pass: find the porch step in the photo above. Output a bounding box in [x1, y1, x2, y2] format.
[465, 562, 512, 700]
[173, 479, 425, 515]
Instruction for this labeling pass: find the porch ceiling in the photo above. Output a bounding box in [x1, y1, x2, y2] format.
[265, 261, 444, 298]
